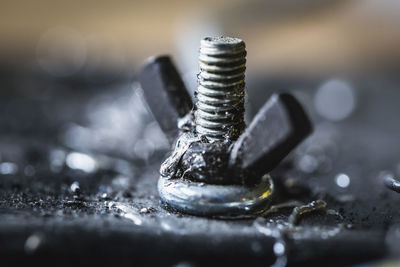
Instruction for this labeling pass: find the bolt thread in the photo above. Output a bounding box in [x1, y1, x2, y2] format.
[195, 37, 246, 141]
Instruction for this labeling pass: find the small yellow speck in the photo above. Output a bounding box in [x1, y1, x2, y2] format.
[261, 189, 271, 199]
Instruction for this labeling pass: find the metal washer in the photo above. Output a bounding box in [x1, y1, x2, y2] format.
[158, 174, 274, 216]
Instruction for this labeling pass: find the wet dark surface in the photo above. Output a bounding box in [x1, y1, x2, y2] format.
[1, 69, 400, 266]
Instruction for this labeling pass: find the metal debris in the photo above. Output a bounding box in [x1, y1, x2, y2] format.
[383, 174, 400, 193]
[288, 200, 327, 226]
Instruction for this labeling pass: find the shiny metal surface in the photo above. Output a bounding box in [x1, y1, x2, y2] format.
[158, 174, 274, 216]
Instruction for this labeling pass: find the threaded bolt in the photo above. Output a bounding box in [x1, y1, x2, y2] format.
[195, 36, 246, 141]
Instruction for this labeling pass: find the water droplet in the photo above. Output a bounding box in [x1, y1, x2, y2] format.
[314, 79, 356, 121]
[273, 241, 285, 256]
[70, 181, 80, 193]
[0, 162, 18, 175]
[66, 152, 97, 173]
[24, 234, 42, 254]
[335, 173, 350, 188]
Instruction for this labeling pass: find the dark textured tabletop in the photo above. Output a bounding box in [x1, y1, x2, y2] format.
[1, 70, 400, 266]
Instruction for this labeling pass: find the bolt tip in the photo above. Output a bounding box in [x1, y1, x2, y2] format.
[201, 36, 245, 48]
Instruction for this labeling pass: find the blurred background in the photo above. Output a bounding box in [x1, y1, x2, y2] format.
[2, 0, 400, 79]
[2, 1, 400, 266]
